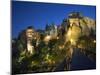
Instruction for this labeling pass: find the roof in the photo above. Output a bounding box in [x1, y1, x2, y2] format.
[68, 12, 83, 18]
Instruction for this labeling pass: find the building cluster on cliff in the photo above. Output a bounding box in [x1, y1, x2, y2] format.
[12, 12, 96, 74]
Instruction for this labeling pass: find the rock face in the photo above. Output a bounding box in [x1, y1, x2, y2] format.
[83, 17, 96, 35]
[17, 12, 96, 50]
[64, 12, 96, 45]
[65, 25, 82, 45]
[12, 12, 96, 74]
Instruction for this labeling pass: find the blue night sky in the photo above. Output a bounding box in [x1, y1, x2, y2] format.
[12, 1, 96, 38]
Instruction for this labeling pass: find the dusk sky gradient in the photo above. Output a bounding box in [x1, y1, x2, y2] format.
[12, 1, 96, 38]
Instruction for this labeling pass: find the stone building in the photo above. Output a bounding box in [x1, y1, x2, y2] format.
[26, 26, 35, 54]
[45, 24, 58, 39]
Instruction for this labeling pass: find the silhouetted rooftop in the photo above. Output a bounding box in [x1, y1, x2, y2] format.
[68, 12, 83, 18]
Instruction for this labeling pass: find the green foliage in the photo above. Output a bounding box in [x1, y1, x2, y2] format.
[12, 12, 96, 74]
[13, 37, 69, 74]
